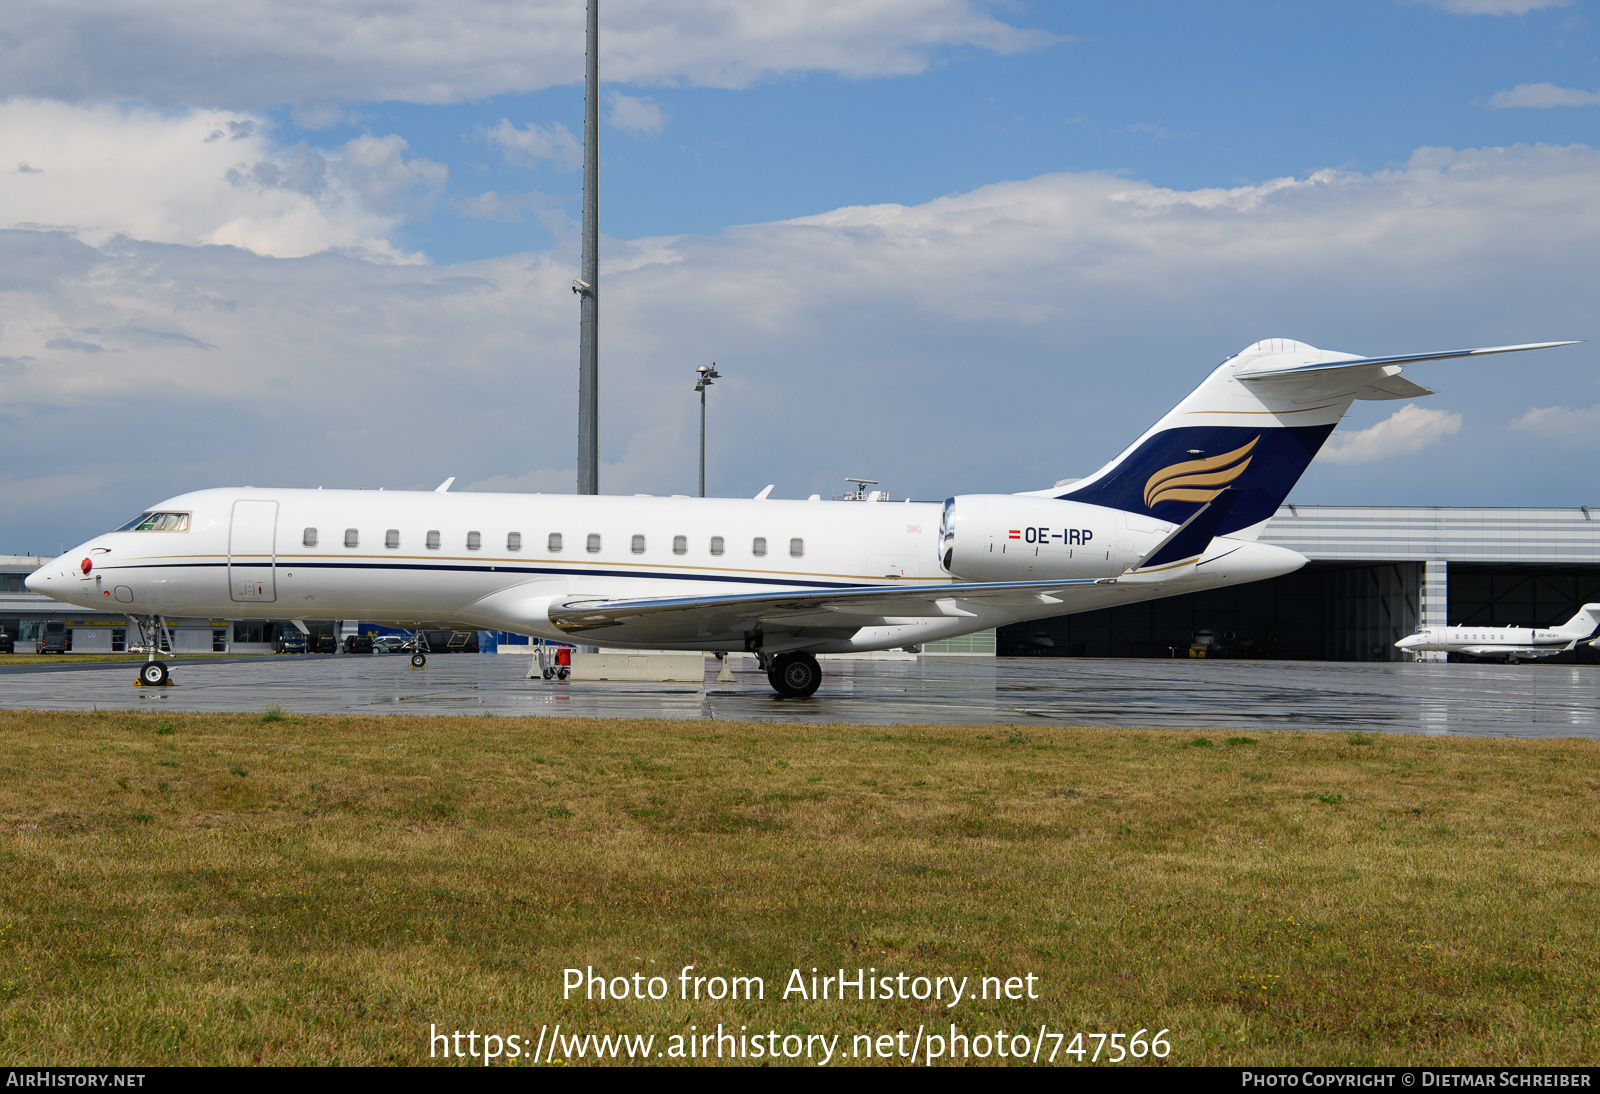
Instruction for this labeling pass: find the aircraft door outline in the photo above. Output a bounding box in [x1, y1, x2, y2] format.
[228, 499, 279, 603]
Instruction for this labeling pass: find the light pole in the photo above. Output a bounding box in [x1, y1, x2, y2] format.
[574, 0, 599, 496]
[695, 362, 720, 497]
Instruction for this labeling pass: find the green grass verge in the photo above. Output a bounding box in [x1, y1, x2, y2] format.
[0, 710, 1596, 1066]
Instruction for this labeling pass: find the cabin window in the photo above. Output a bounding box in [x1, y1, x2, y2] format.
[548, 533, 563, 553]
[302, 527, 318, 548]
[344, 529, 359, 549]
[586, 533, 601, 554]
[790, 537, 804, 558]
[710, 536, 724, 556]
[466, 531, 481, 551]
[673, 535, 687, 555]
[385, 529, 400, 549]
[426, 530, 441, 550]
[507, 532, 522, 552]
[752, 537, 767, 557]
[631, 535, 645, 555]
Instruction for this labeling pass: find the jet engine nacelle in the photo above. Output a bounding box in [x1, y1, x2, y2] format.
[938, 494, 1145, 582]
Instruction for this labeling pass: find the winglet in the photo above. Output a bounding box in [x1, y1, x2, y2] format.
[754, 485, 775, 500]
[435, 477, 455, 493]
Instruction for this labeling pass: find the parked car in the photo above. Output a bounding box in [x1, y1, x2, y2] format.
[311, 634, 338, 654]
[35, 621, 70, 654]
[371, 635, 407, 654]
[344, 634, 373, 654]
[0, 631, 14, 654]
[274, 631, 308, 654]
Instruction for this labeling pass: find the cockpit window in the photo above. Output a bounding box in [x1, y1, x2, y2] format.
[115, 511, 190, 532]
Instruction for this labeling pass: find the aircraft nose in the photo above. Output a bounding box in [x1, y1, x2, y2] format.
[24, 568, 46, 593]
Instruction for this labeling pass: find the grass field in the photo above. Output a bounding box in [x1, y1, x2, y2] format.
[0, 708, 1596, 1067]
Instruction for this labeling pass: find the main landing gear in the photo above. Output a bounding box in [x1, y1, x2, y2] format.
[762, 651, 822, 699]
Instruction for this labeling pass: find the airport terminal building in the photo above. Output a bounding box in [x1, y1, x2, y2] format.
[7, 504, 1600, 663]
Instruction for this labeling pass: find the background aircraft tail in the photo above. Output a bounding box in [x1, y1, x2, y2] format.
[1041, 338, 1573, 539]
[1557, 603, 1600, 637]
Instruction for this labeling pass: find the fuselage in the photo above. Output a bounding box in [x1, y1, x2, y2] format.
[27, 486, 1305, 654]
[1395, 625, 1577, 660]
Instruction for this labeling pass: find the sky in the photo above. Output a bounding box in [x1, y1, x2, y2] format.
[3, 0, 1599, 552]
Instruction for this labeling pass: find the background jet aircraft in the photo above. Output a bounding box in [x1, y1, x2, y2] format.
[1396, 604, 1600, 663]
[28, 339, 1574, 697]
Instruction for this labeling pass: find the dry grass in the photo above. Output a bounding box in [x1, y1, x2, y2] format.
[0, 709, 1596, 1066]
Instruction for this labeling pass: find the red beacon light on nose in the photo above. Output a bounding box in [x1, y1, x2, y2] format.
[80, 558, 92, 575]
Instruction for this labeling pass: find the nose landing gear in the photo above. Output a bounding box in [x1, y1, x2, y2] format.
[129, 614, 176, 687]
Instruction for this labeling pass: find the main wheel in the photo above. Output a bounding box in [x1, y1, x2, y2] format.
[139, 661, 169, 687]
[766, 652, 822, 698]
[410, 652, 427, 668]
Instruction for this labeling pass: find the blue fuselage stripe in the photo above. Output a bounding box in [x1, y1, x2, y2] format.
[101, 559, 868, 591]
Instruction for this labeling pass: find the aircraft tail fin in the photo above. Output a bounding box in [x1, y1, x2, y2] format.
[1556, 603, 1600, 637]
[1041, 339, 1576, 538]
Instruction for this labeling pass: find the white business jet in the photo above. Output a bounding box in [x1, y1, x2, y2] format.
[27, 338, 1575, 697]
[1395, 603, 1600, 663]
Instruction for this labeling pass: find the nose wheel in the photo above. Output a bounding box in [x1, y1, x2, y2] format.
[410, 652, 427, 668]
[765, 652, 822, 699]
[138, 660, 169, 687]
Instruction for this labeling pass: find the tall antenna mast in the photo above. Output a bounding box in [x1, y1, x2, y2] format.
[575, 0, 599, 495]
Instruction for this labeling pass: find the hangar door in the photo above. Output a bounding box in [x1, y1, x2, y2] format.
[229, 500, 278, 603]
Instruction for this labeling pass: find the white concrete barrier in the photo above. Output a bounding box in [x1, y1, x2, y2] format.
[569, 652, 706, 683]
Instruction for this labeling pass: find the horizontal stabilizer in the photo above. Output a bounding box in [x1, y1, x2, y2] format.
[1236, 341, 1579, 382]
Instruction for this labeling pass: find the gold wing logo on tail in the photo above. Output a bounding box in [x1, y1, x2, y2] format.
[1143, 437, 1260, 508]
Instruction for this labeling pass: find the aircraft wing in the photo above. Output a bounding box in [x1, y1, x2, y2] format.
[548, 577, 1113, 636]
[1460, 646, 1565, 659]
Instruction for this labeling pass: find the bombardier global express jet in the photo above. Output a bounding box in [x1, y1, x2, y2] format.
[27, 338, 1575, 697]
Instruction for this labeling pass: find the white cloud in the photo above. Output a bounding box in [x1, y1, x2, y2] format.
[0, 1, 1053, 108]
[0, 100, 445, 259]
[456, 190, 570, 231]
[336, 134, 448, 216]
[1318, 405, 1463, 465]
[482, 119, 583, 172]
[1486, 83, 1600, 108]
[1405, 0, 1572, 13]
[606, 92, 666, 138]
[2, 141, 1599, 547]
[1510, 403, 1600, 444]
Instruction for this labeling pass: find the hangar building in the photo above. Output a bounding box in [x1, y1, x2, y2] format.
[996, 505, 1600, 663]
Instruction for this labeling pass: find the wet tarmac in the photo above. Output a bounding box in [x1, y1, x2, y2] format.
[2, 652, 1597, 737]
